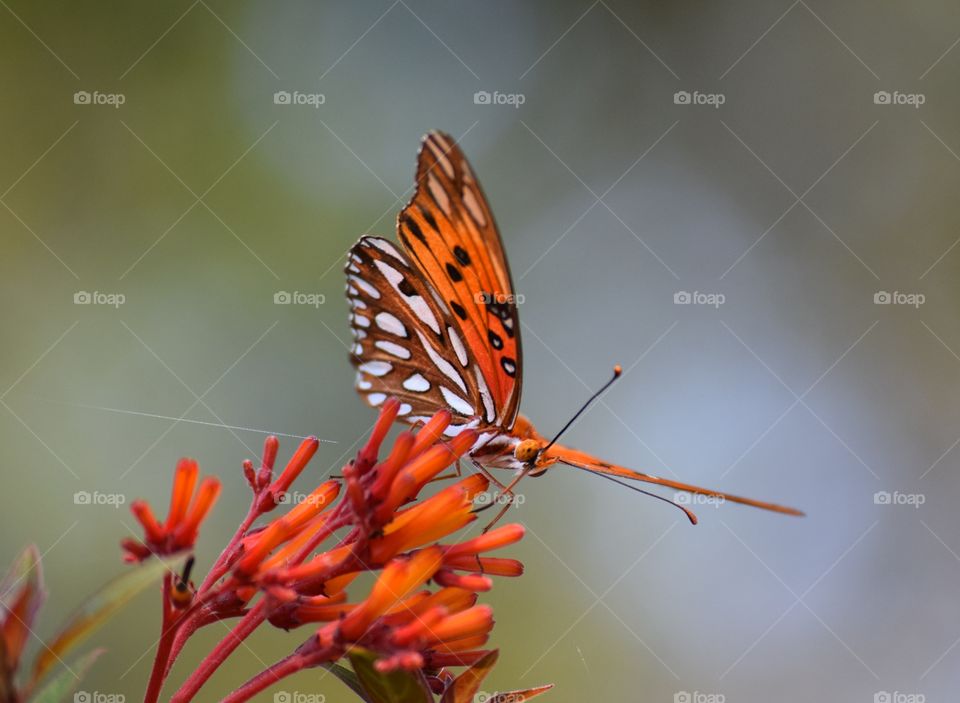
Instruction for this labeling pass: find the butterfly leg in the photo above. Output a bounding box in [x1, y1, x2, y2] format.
[468, 458, 509, 493]
[480, 466, 533, 532]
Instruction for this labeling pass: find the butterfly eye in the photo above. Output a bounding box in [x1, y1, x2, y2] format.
[514, 439, 541, 464]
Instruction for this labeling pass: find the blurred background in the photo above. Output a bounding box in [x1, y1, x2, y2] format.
[2, 1, 959, 701]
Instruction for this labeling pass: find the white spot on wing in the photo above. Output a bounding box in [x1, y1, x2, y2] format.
[374, 340, 411, 360]
[474, 366, 495, 423]
[440, 386, 475, 416]
[443, 417, 479, 436]
[374, 260, 440, 334]
[367, 393, 386, 406]
[448, 327, 468, 367]
[417, 330, 466, 392]
[359, 361, 392, 377]
[426, 138, 455, 178]
[368, 238, 403, 259]
[403, 373, 430, 392]
[462, 187, 487, 227]
[398, 403, 412, 415]
[428, 174, 451, 216]
[349, 275, 381, 300]
[351, 314, 370, 328]
[375, 311, 407, 337]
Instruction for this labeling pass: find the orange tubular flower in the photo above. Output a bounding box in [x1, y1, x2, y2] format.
[130, 399, 530, 702]
[123, 458, 222, 562]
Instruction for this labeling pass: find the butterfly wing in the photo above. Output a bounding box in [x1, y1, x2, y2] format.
[395, 131, 523, 429]
[542, 443, 804, 516]
[346, 235, 498, 431]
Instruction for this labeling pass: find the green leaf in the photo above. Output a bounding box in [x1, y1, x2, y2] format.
[440, 650, 498, 703]
[321, 662, 368, 701]
[29, 649, 103, 703]
[31, 553, 189, 686]
[347, 648, 432, 703]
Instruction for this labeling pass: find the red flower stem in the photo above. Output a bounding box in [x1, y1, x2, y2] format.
[144, 574, 180, 703]
[163, 600, 207, 677]
[220, 648, 334, 703]
[198, 500, 261, 593]
[169, 598, 271, 703]
[165, 504, 351, 680]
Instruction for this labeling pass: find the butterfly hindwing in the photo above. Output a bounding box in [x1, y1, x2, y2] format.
[346, 235, 496, 429]
[396, 131, 523, 428]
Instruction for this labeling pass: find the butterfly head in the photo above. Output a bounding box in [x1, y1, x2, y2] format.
[513, 431, 557, 476]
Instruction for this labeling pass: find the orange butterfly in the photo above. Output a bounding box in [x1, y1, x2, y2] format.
[346, 131, 803, 524]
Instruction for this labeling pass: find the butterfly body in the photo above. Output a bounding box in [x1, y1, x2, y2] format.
[346, 131, 802, 521]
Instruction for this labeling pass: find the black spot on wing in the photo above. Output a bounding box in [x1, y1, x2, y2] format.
[446, 262, 463, 282]
[418, 205, 438, 231]
[488, 330, 503, 350]
[404, 216, 426, 244]
[399, 278, 417, 296]
[450, 300, 467, 320]
[454, 245, 471, 266]
[501, 357, 517, 377]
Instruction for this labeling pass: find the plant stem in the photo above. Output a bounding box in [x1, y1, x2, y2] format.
[198, 501, 260, 593]
[169, 598, 271, 703]
[144, 574, 179, 703]
[220, 649, 330, 703]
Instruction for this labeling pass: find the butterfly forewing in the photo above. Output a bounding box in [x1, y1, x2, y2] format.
[347, 235, 491, 430]
[396, 131, 523, 428]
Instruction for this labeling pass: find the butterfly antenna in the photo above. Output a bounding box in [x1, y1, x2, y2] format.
[542, 365, 622, 455]
[570, 465, 698, 524]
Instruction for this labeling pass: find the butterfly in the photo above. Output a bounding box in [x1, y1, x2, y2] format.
[345, 131, 803, 524]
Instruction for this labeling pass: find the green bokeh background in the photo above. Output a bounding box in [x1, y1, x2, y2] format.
[3, 2, 960, 701]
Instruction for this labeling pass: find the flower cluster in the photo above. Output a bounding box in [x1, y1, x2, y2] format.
[122, 459, 221, 563]
[124, 398, 528, 703]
